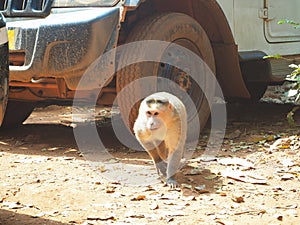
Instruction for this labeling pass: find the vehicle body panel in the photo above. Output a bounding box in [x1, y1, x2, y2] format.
[217, 0, 300, 55]
[0, 13, 9, 125]
[0, 0, 298, 104]
[265, 0, 300, 43]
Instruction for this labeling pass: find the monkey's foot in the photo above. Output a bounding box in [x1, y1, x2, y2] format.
[166, 178, 179, 190]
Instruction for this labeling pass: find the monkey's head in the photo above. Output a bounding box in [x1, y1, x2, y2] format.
[144, 97, 173, 131]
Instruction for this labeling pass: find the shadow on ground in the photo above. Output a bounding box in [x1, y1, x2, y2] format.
[0, 209, 68, 225]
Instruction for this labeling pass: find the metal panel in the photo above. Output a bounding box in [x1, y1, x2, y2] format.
[265, 0, 300, 43]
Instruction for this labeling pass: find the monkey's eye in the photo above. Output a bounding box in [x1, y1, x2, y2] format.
[154, 112, 159, 116]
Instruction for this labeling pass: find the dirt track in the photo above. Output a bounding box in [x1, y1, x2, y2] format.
[0, 88, 300, 225]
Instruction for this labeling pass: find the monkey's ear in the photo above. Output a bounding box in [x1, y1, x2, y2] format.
[168, 102, 173, 111]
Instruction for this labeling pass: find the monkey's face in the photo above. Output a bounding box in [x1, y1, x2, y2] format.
[141, 96, 173, 133]
[145, 103, 170, 131]
[145, 110, 164, 131]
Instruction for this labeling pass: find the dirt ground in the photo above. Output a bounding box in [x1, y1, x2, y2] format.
[0, 86, 300, 225]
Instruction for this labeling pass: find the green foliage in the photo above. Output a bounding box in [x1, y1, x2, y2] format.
[287, 106, 299, 127]
[277, 19, 300, 29]
[263, 54, 283, 59]
[267, 19, 300, 125]
[286, 63, 300, 103]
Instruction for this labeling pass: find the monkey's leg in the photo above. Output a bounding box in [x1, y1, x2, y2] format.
[142, 141, 167, 177]
[155, 140, 170, 177]
[148, 149, 167, 177]
[166, 148, 183, 189]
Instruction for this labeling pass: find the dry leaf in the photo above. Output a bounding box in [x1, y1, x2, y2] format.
[204, 174, 218, 180]
[32, 212, 45, 218]
[125, 210, 145, 218]
[219, 192, 227, 197]
[232, 195, 244, 203]
[197, 155, 218, 162]
[182, 183, 193, 189]
[234, 210, 266, 216]
[215, 220, 231, 225]
[270, 138, 291, 151]
[180, 196, 196, 201]
[131, 195, 146, 201]
[161, 211, 185, 216]
[225, 129, 242, 139]
[150, 202, 159, 210]
[87, 214, 116, 221]
[281, 159, 295, 167]
[0, 197, 6, 203]
[274, 214, 283, 221]
[218, 157, 254, 168]
[105, 187, 115, 193]
[280, 174, 295, 181]
[2, 201, 24, 209]
[185, 168, 203, 175]
[275, 204, 298, 209]
[63, 157, 75, 161]
[222, 169, 267, 184]
[99, 165, 107, 172]
[166, 217, 174, 222]
[195, 185, 209, 193]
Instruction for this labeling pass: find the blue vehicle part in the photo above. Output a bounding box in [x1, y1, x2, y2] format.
[124, 0, 143, 7]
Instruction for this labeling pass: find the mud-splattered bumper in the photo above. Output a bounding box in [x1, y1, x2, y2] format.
[7, 7, 119, 90]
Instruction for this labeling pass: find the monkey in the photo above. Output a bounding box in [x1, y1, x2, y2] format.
[133, 92, 187, 189]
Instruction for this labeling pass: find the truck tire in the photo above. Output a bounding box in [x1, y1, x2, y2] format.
[116, 12, 216, 134]
[1, 100, 36, 128]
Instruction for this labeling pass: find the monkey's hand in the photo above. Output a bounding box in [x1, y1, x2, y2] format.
[166, 177, 179, 190]
[136, 129, 152, 140]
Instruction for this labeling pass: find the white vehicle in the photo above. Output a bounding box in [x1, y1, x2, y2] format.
[1, 0, 299, 128]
